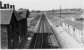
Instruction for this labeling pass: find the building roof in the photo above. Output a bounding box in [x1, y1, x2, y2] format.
[0, 9, 28, 24]
[15, 10, 27, 21]
[0, 9, 13, 24]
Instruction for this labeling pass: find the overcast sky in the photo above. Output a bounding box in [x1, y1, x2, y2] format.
[1, 0, 84, 10]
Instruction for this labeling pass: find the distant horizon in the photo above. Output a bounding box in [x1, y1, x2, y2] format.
[1, 0, 84, 10]
[16, 7, 83, 10]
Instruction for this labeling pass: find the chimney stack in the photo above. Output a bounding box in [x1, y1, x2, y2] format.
[10, 5, 15, 9]
[10, 5, 13, 9]
[7, 4, 9, 8]
[0, 1, 15, 9]
[0, 1, 2, 8]
[12, 5, 15, 9]
[4, 4, 7, 9]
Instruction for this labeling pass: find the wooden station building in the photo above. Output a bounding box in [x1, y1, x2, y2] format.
[0, 9, 30, 49]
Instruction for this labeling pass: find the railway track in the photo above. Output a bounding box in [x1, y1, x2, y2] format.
[29, 14, 60, 49]
[20, 13, 84, 49]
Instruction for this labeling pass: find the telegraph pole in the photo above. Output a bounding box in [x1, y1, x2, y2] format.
[59, 5, 61, 18]
[59, 5, 62, 26]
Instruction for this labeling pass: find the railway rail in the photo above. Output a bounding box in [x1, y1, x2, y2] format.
[29, 14, 60, 49]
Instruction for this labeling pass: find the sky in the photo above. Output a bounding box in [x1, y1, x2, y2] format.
[1, 0, 84, 10]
